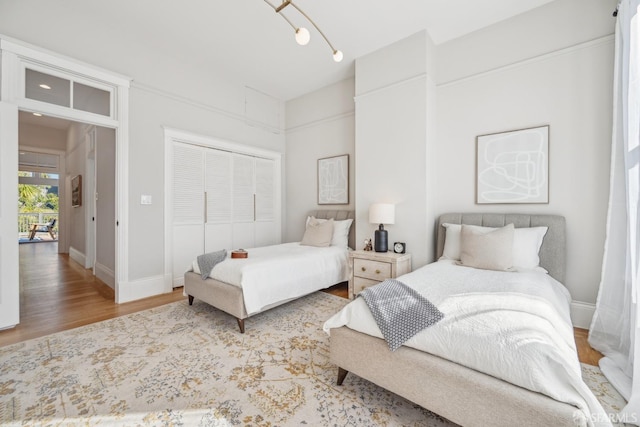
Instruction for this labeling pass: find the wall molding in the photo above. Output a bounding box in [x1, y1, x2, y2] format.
[132, 81, 282, 134]
[117, 275, 166, 304]
[68, 246, 86, 268]
[286, 110, 354, 134]
[571, 301, 596, 330]
[95, 262, 115, 289]
[354, 72, 428, 103]
[438, 34, 615, 89]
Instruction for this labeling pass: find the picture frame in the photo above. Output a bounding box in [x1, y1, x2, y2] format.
[318, 154, 349, 205]
[71, 174, 82, 207]
[476, 125, 549, 204]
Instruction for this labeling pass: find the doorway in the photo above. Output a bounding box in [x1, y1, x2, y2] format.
[18, 112, 117, 289]
[0, 37, 130, 329]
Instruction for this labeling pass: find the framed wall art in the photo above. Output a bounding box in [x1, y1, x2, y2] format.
[318, 154, 349, 205]
[476, 125, 549, 204]
[71, 174, 82, 207]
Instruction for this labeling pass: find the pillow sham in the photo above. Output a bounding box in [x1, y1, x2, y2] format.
[301, 217, 334, 247]
[459, 224, 515, 271]
[441, 222, 548, 270]
[305, 216, 353, 248]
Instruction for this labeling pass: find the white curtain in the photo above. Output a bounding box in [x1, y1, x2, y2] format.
[589, 0, 640, 423]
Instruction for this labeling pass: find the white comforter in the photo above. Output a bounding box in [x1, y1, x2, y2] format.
[210, 242, 349, 316]
[323, 260, 610, 427]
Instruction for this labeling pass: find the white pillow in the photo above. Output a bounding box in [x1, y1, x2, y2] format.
[306, 216, 353, 248]
[441, 223, 548, 271]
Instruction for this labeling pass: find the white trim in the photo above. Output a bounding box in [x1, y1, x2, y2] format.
[95, 262, 115, 289]
[69, 246, 86, 267]
[117, 275, 166, 303]
[354, 73, 427, 103]
[0, 35, 130, 86]
[285, 110, 355, 134]
[570, 301, 596, 329]
[114, 90, 130, 303]
[437, 35, 615, 88]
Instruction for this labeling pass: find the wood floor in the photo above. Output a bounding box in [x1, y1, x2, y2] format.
[0, 241, 605, 368]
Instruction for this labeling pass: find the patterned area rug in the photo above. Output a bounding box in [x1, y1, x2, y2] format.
[0, 291, 628, 426]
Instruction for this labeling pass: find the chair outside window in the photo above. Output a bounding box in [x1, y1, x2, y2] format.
[29, 218, 56, 240]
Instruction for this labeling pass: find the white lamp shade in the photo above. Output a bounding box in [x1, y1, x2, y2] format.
[369, 203, 395, 225]
[295, 27, 310, 45]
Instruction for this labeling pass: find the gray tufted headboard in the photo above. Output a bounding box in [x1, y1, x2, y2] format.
[436, 213, 566, 283]
[308, 210, 356, 249]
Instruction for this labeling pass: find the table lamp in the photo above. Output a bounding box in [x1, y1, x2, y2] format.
[369, 203, 395, 252]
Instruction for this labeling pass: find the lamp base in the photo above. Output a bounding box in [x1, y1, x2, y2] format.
[374, 229, 388, 252]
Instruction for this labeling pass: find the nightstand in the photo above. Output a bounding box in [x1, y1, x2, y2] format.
[348, 250, 412, 299]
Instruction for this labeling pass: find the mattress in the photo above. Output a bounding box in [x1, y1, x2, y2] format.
[208, 242, 349, 315]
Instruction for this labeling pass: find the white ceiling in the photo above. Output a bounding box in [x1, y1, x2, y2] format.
[1, 0, 556, 104]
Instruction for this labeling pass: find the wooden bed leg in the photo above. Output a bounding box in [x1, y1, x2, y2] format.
[337, 367, 349, 385]
[237, 318, 245, 334]
[188, 295, 194, 305]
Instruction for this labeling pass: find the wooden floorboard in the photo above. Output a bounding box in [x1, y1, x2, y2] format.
[0, 241, 604, 368]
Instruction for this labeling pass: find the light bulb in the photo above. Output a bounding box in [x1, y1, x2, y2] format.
[333, 50, 343, 62]
[295, 27, 310, 45]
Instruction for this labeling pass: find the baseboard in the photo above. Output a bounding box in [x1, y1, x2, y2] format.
[571, 301, 595, 329]
[116, 275, 166, 303]
[95, 262, 115, 289]
[68, 246, 86, 268]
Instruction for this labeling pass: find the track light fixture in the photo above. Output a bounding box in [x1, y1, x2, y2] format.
[263, 0, 343, 62]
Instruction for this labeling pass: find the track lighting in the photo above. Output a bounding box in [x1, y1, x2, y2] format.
[264, 0, 343, 62]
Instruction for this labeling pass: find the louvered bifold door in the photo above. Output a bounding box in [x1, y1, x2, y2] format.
[232, 153, 256, 249]
[204, 149, 233, 252]
[171, 142, 205, 286]
[254, 157, 277, 247]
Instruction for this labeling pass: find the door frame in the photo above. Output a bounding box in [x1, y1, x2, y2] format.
[0, 37, 131, 329]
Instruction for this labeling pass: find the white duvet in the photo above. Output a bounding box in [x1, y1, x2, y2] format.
[323, 260, 611, 427]
[210, 242, 349, 316]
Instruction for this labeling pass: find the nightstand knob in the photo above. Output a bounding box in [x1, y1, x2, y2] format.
[361, 267, 366, 272]
[375, 269, 381, 274]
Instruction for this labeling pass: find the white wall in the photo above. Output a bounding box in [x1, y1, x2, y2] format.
[0, 11, 287, 297]
[355, 30, 437, 268]
[284, 78, 355, 242]
[19, 122, 67, 151]
[435, 0, 616, 319]
[66, 122, 89, 254]
[96, 127, 116, 288]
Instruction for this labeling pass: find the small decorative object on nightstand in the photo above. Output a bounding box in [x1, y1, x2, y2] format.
[363, 238, 373, 251]
[348, 250, 412, 299]
[393, 242, 406, 254]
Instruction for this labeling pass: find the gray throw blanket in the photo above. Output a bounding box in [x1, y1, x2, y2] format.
[359, 279, 444, 351]
[197, 249, 227, 280]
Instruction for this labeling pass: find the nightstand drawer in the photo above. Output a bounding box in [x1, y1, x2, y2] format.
[353, 258, 391, 281]
[353, 276, 380, 295]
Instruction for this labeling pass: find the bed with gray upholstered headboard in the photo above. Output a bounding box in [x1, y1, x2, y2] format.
[184, 209, 354, 333]
[326, 213, 606, 427]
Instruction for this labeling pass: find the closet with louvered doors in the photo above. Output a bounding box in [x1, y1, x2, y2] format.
[170, 140, 280, 287]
